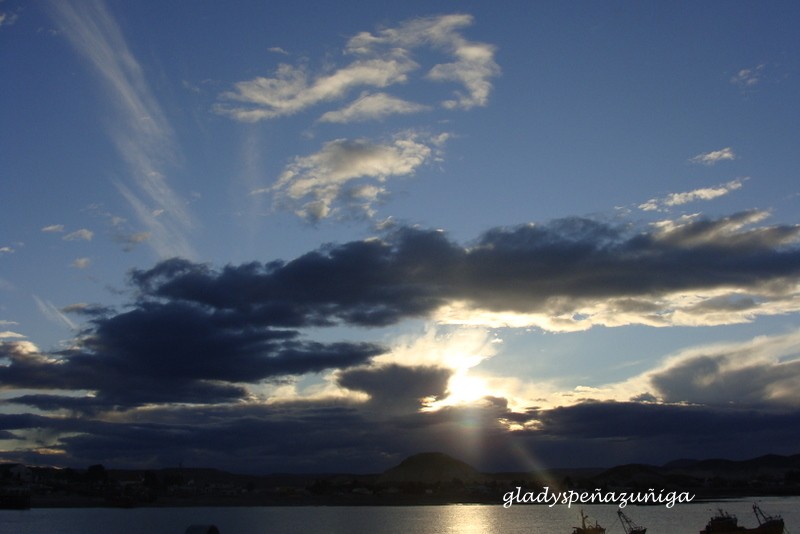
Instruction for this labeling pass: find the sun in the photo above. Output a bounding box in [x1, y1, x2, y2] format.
[446, 372, 491, 404]
[422, 370, 492, 411]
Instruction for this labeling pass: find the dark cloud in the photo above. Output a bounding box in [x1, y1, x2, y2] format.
[525, 401, 800, 467]
[0, 301, 382, 411]
[650, 355, 800, 408]
[129, 213, 800, 328]
[61, 303, 116, 318]
[3, 395, 798, 472]
[338, 364, 452, 413]
[6, 395, 115, 416]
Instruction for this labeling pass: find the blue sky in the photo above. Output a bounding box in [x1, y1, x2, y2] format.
[2, 1, 800, 472]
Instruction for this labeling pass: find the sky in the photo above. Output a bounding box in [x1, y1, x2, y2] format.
[1, 0, 800, 474]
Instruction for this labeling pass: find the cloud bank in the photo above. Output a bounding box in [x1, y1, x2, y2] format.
[2, 211, 800, 471]
[129, 211, 800, 331]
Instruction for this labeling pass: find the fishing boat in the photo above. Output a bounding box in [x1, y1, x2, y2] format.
[617, 509, 647, 534]
[699, 503, 784, 534]
[572, 509, 606, 534]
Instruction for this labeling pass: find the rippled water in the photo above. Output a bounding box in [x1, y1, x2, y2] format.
[1, 497, 797, 534]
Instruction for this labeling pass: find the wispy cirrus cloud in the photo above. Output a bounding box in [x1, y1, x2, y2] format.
[48, 0, 195, 259]
[267, 131, 445, 222]
[62, 228, 93, 242]
[32, 296, 77, 330]
[689, 147, 736, 165]
[41, 224, 65, 233]
[638, 177, 746, 212]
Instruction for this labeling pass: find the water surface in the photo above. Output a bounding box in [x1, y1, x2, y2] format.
[1, 497, 797, 534]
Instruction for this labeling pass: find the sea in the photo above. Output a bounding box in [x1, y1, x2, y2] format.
[1, 497, 798, 533]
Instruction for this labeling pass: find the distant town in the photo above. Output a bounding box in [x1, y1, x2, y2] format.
[2, 451, 800, 509]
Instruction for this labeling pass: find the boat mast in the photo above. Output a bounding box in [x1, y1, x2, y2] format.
[617, 510, 643, 534]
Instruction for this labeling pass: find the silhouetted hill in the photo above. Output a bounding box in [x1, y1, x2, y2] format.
[585, 452, 800, 496]
[380, 452, 485, 484]
[662, 453, 800, 477]
[591, 463, 673, 487]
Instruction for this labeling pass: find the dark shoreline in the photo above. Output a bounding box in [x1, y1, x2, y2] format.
[5, 451, 800, 510]
[18, 490, 800, 510]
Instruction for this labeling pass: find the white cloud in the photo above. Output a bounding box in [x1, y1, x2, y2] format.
[639, 178, 746, 212]
[71, 257, 91, 269]
[41, 224, 65, 233]
[216, 55, 417, 122]
[689, 147, 736, 165]
[664, 179, 744, 205]
[319, 92, 430, 123]
[268, 47, 289, 55]
[48, 0, 195, 259]
[0, 331, 26, 339]
[63, 228, 93, 241]
[346, 14, 500, 110]
[730, 64, 765, 88]
[0, 246, 13, 254]
[0, 11, 19, 28]
[268, 131, 440, 221]
[217, 14, 499, 121]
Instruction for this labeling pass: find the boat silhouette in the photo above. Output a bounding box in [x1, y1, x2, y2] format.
[572, 509, 606, 534]
[699, 503, 785, 534]
[618, 509, 647, 534]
